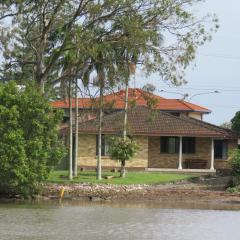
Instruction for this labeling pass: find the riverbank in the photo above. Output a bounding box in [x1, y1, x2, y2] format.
[41, 176, 240, 205]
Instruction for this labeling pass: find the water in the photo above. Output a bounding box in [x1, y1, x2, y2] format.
[0, 200, 240, 240]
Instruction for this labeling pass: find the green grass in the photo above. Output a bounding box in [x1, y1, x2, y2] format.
[47, 170, 199, 185]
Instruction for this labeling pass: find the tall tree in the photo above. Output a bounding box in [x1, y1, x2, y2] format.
[231, 111, 240, 132]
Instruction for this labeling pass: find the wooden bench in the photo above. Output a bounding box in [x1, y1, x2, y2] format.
[184, 159, 208, 169]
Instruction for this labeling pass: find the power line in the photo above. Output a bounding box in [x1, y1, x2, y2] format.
[200, 53, 240, 60]
[167, 86, 240, 93]
[206, 105, 240, 109]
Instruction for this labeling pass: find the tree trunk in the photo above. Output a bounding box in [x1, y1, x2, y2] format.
[123, 81, 129, 141]
[120, 160, 126, 178]
[120, 81, 129, 178]
[73, 78, 78, 177]
[97, 83, 103, 180]
[68, 79, 73, 180]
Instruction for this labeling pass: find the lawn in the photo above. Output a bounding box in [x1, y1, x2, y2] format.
[47, 170, 199, 185]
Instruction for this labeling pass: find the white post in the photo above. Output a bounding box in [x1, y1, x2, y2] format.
[178, 136, 183, 170]
[210, 138, 215, 170]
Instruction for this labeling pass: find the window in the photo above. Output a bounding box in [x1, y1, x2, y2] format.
[96, 135, 111, 156]
[161, 137, 179, 154]
[161, 137, 196, 154]
[183, 137, 196, 154]
[214, 140, 228, 159]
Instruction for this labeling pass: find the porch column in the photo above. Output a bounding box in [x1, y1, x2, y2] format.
[178, 136, 183, 170]
[210, 138, 215, 170]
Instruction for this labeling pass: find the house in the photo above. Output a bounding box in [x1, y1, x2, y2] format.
[52, 88, 239, 172]
[76, 106, 239, 172]
[52, 88, 211, 121]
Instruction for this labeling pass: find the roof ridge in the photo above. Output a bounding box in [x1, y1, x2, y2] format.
[177, 99, 194, 111]
[172, 99, 210, 113]
[183, 100, 211, 112]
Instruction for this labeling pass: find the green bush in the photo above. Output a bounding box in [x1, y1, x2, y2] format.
[0, 82, 65, 197]
[227, 186, 238, 193]
[229, 149, 240, 176]
[109, 137, 139, 162]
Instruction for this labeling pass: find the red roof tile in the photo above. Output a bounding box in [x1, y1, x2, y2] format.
[51, 88, 211, 113]
[51, 98, 93, 108]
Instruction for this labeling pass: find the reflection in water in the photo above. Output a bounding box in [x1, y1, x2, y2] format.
[0, 200, 240, 240]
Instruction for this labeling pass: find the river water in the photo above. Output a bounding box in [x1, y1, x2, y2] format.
[0, 200, 240, 240]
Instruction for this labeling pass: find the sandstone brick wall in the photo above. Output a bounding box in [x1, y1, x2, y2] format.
[78, 134, 148, 168]
[148, 136, 178, 168]
[148, 137, 238, 169]
[78, 134, 238, 170]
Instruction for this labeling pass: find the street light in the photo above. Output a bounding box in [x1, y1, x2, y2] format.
[159, 89, 189, 100]
[188, 91, 219, 101]
[158, 89, 220, 102]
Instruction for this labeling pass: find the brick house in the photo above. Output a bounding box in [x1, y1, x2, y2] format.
[76, 106, 239, 172]
[52, 88, 212, 121]
[52, 88, 239, 172]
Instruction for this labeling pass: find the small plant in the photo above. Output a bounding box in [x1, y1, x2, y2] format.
[227, 187, 238, 193]
[109, 137, 139, 178]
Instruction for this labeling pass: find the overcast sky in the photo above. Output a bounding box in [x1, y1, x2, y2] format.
[134, 0, 240, 125]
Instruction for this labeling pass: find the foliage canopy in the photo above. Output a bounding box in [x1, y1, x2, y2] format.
[0, 0, 219, 94]
[109, 136, 139, 162]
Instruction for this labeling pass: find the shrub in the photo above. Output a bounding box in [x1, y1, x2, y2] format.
[0, 82, 65, 197]
[229, 149, 240, 176]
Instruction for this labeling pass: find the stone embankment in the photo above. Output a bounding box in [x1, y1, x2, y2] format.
[42, 178, 240, 204]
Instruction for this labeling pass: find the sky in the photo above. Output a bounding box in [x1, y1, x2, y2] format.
[134, 0, 240, 125]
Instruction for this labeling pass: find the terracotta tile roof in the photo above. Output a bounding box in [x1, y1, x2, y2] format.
[154, 99, 210, 112]
[76, 106, 238, 139]
[50, 88, 211, 113]
[51, 98, 93, 108]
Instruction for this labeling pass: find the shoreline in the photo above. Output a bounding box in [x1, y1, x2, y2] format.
[41, 181, 240, 205]
[1, 178, 240, 209]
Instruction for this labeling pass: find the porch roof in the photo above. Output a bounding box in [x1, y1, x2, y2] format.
[77, 106, 239, 139]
